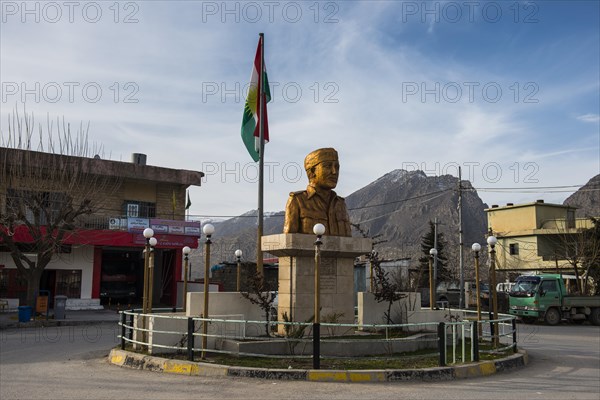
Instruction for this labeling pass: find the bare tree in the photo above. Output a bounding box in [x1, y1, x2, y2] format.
[0, 108, 121, 307]
[553, 217, 600, 294]
[371, 251, 406, 325]
[240, 270, 277, 336]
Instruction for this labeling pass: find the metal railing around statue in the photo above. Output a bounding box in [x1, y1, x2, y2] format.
[118, 309, 518, 367]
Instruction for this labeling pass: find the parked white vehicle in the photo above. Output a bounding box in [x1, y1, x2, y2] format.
[496, 282, 516, 293]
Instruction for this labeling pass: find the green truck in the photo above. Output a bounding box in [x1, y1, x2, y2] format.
[509, 274, 600, 325]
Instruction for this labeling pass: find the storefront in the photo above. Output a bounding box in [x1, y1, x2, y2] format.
[0, 219, 200, 310]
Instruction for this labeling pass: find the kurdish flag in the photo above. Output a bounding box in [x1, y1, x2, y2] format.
[241, 35, 271, 162]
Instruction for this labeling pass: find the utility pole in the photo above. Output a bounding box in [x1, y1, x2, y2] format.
[458, 167, 464, 309]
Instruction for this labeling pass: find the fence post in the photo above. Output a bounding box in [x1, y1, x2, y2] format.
[120, 312, 126, 350]
[128, 310, 134, 342]
[438, 322, 446, 367]
[187, 317, 195, 362]
[472, 321, 479, 362]
[512, 318, 517, 353]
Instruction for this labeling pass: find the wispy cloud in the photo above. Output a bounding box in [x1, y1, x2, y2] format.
[1, 1, 598, 217]
[576, 113, 600, 123]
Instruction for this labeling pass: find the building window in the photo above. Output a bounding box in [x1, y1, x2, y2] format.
[6, 189, 68, 225]
[55, 270, 82, 298]
[127, 203, 139, 218]
[509, 243, 519, 255]
[123, 201, 156, 218]
[567, 210, 575, 229]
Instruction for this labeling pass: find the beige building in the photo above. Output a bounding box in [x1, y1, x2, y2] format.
[0, 148, 203, 309]
[486, 200, 596, 272]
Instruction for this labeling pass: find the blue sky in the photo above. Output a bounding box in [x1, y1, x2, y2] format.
[1, 0, 599, 220]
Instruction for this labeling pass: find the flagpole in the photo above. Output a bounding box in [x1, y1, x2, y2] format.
[256, 32, 265, 277]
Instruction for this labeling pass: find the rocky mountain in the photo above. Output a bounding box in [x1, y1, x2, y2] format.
[345, 170, 488, 261]
[190, 170, 489, 278]
[563, 174, 600, 218]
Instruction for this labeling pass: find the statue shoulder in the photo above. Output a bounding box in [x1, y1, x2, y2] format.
[332, 190, 346, 201]
[288, 190, 307, 198]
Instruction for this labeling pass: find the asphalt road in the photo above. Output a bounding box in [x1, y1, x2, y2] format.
[0, 322, 598, 400]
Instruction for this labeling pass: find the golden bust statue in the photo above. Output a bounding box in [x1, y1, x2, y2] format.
[283, 148, 351, 236]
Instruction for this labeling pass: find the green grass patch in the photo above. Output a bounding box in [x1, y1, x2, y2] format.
[204, 352, 441, 370]
[138, 338, 513, 370]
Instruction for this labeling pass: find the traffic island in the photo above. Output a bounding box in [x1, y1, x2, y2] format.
[108, 348, 528, 383]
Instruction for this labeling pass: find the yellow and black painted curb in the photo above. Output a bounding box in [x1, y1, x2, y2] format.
[109, 349, 528, 383]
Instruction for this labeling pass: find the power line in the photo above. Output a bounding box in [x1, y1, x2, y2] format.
[473, 184, 586, 190]
[347, 189, 452, 211]
[352, 191, 448, 225]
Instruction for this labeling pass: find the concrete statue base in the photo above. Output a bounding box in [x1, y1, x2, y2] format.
[262, 233, 371, 335]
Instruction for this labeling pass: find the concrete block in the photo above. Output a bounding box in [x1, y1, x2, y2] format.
[479, 361, 497, 376]
[193, 363, 229, 377]
[164, 360, 198, 376]
[347, 370, 386, 382]
[109, 349, 126, 366]
[453, 364, 481, 379]
[494, 353, 524, 372]
[307, 370, 348, 382]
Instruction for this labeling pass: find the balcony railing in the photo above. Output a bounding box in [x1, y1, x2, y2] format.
[77, 215, 201, 236]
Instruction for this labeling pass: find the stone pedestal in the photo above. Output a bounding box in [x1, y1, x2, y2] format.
[262, 234, 371, 334]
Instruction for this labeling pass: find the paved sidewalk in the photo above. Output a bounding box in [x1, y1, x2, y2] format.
[0, 308, 120, 329]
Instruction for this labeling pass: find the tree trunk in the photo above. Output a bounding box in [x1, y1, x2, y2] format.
[573, 263, 582, 294]
[264, 309, 271, 337]
[25, 267, 44, 308]
[583, 265, 592, 295]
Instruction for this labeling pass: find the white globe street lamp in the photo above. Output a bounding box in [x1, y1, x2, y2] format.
[429, 248, 438, 308]
[182, 246, 191, 311]
[472, 242, 483, 336]
[201, 223, 215, 359]
[235, 249, 243, 292]
[312, 223, 326, 369]
[487, 234, 499, 347]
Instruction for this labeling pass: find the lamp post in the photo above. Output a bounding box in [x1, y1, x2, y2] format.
[148, 236, 157, 312]
[142, 228, 154, 315]
[429, 248, 438, 310]
[313, 223, 325, 370]
[201, 223, 214, 359]
[472, 243, 482, 337]
[141, 228, 154, 350]
[235, 249, 243, 292]
[182, 246, 191, 311]
[487, 235, 499, 347]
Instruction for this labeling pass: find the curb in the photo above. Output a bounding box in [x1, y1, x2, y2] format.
[0, 319, 119, 330]
[108, 348, 528, 383]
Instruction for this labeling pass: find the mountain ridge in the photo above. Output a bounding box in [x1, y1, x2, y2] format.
[200, 170, 488, 276]
[189, 171, 600, 281]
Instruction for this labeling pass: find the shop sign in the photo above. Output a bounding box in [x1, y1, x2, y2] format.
[127, 218, 149, 232]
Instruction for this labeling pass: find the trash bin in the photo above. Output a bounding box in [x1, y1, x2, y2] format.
[54, 296, 67, 320]
[18, 306, 32, 322]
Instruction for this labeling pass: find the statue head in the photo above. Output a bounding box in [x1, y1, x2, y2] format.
[304, 148, 340, 190]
